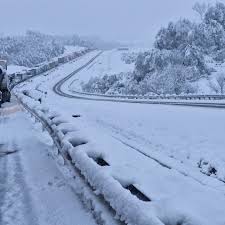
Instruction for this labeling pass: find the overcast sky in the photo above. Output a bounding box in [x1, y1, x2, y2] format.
[0, 0, 216, 44]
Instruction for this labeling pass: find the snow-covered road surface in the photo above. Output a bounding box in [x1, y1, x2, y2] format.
[56, 49, 225, 108]
[14, 50, 225, 224]
[0, 103, 97, 225]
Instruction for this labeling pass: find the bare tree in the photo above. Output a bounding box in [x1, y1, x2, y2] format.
[192, 2, 209, 20]
[209, 81, 219, 94]
[216, 73, 225, 94]
[209, 73, 225, 94]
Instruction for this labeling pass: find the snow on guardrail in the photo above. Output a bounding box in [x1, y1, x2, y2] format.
[70, 89, 225, 101]
[8, 48, 91, 89]
[8, 46, 225, 103]
[14, 91, 165, 225]
[15, 87, 225, 225]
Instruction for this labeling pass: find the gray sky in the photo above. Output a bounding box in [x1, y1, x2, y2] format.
[0, 0, 216, 44]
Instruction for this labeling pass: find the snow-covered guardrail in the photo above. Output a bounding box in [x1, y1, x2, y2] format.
[8, 48, 91, 89]
[14, 91, 164, 225]
[71, 89, 225, 101]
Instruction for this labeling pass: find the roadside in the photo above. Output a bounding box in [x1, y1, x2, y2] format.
[14, 50, 225, 224]
[0, 102, 97, 225]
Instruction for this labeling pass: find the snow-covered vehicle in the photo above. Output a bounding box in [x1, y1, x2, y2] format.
[0, 60, 11, 106]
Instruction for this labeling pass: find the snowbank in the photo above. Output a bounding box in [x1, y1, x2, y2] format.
[14, 91, 225, 225]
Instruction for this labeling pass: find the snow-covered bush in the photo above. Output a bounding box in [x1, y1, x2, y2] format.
[0, 31, 96, 67]
[134, 46, 209, 82]
[137, 65, 198, 95]
[82, 74, 121, 94]
[204, 2, 225, 30]
[213, 49, 225, 62]
[155, 19, 194, 51]
[121, 52, 139, 64]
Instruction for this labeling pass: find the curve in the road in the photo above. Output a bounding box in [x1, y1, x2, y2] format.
[53, 53, 225, 109]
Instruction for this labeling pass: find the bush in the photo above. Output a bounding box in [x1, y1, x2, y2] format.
[155, 19, 194, 50]
[121, 52, 139, 64]
[82, 74, 120, 94]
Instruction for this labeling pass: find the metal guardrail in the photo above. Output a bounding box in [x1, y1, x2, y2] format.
[71, 90, 225, 101]
[8, 48, 225, 109]
[8, 49, 91, 90]
[15, 93, 163, 225]
[8, 47, 225, 102]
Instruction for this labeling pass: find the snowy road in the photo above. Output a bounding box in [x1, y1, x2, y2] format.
[15, 50, 225, 224]
[52, 50, 225, 109]
[0, 102, 97, 225]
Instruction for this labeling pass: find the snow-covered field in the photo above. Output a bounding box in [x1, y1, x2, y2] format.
[14, 50, 225, 225]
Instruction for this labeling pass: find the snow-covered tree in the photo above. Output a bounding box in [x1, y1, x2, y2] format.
[193, 2, 209, 20]
[155, 19, 194, 50]
[121, 52, 139, 64]
[0, 31, 65, 67]
[211, 73, 225, 94]
[204, 2, 225, 29]
[0, 31, 96, 67]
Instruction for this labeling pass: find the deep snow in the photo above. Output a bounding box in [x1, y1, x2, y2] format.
[14, 50, 225, 224]
[0, 100, 97, 225]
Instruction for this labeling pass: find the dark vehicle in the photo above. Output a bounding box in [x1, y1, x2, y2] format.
[0, 60, 11, 106]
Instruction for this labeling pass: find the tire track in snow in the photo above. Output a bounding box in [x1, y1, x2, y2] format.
[13, 151, 39, 225]
[1, 147, 39, 225]
[0, 154, 8, 224]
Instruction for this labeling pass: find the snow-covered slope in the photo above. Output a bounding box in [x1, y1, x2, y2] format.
[69, 49, 136, 91]
[67, 48, 225, 96]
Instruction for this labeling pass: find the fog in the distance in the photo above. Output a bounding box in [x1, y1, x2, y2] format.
[0, 0, 215, 44]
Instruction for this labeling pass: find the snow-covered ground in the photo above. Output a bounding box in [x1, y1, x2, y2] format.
[64, 45, 86, 54]
[14, 51, 225, 224]
[0, 99, 97, 225]
[69, 49, 136, 91]
[7, 65, 28, 74]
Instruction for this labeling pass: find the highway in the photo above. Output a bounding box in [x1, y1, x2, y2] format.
[14, 50, 225, 225]
[53, 51, 225, 109]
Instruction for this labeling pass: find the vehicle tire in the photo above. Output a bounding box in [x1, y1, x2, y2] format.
[6, 91, 11, 102]
[2, 90, 10, 103]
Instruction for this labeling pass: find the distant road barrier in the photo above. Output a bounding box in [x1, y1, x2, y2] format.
[70, 89, 225, 101]
[9, 48, 92, 89]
